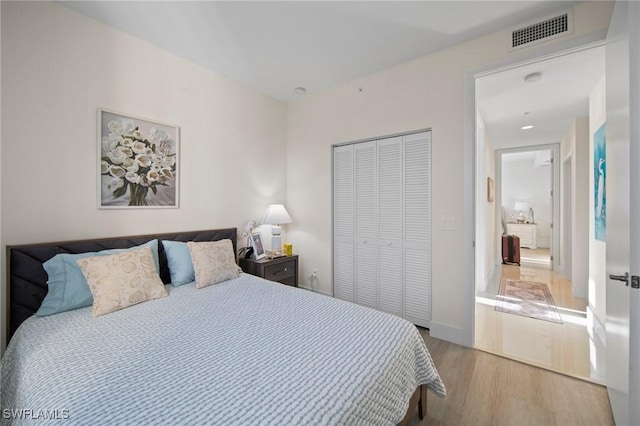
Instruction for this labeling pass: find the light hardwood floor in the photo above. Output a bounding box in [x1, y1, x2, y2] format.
[410, 330, 613, 426]
[474, 250, 606, 384]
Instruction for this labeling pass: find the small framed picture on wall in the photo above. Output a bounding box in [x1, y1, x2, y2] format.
[487, 177, 495, 202]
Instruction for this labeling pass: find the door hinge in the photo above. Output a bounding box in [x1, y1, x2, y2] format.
[550, 223, 553, 228]
[632, 275, 640, 289]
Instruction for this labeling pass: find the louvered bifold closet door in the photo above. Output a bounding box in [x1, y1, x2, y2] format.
[354, 141, 377, 309]
[403, 131, 432, 328]
[377, 137, 403, 317]
[333, 145, 355, 302]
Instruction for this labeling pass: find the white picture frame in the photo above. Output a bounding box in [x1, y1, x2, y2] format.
[250, 232, 266, 260]
[98, 109, 179, 209]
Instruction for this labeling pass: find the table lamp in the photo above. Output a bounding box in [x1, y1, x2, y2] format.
[514, 201, 528, 223]
[262, 204, 293, 252]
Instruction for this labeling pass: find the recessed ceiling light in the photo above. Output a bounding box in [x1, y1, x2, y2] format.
[521, 125, 534, 130]
[524, 72, 542, 83]
[294, 87, 306, 95]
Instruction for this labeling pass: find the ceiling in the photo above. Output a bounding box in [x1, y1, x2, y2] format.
[61, 1, 580, 102]
[476, 45, 605, 149]
[60, 1, 604, 150]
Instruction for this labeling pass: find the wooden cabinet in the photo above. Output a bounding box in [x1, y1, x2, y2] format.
[506, 223, 538, 249]
[239, 255, 298, 287]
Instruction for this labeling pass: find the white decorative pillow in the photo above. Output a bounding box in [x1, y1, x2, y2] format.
[76, 246, 168, 317]
[187, 239, 239, 289]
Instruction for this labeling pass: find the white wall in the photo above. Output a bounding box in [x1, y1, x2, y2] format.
[286, 2, 612, 343]
[1, 2, 287, 348]
[560, 117, 590, 298]
[501, 155, 552, 248]
[475, 111, 497, 292]
[484, 136, 497, 280]
[589, 76, 607, 341]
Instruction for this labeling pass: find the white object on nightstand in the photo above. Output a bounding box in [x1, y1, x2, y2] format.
[506, 223, 537, 249]
[262, 204, 293, 252]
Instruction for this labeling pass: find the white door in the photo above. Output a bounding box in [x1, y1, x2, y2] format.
[605, 2, 640, 425]
[354, 141, 377, 309]
[333, 145, 355, 301]
[403, 131, 432, 327]
[377, 137, 403, 317]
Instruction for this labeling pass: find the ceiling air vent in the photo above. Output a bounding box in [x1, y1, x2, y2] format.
[511, 10, 573, 50]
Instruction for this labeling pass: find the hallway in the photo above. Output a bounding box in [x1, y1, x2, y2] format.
[474, 253, 606, 384]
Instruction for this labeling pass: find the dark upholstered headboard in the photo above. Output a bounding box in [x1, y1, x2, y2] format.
[6, 228, 237, 343]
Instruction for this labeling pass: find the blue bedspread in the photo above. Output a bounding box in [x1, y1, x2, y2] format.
[1, 274, 445, 425]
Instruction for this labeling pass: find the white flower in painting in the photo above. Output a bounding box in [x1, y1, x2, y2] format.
[107, 120, 124, 136]
[126, 162, 139, 173]
[161, 168, 173, 179]
[157, 142, 171, 156]
[135, 154, 152, 168]
[107, 119, 135, 136]
[109, 165, 126, 178]
[121, 138, 133, 147]
[132, 141, 146, 154]
[148, 127, 169, 144]
[160, 156, 176, 168]
[144, 147, 153, 155]
[101, 161, 110, 174]
[102, 136, 119, 153]
[133, 130, 143, 140]
[107, 147, 127, 165]
[107, 177, 124, 190]
[120, 147, 133, 158]
[139, 174, 151, 187]
[122, 157, 135, 168]
[147, 170, 160, 182]
[125, 171, 140, 184]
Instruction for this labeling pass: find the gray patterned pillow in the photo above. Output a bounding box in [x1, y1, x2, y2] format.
[187, 239, 239, 288]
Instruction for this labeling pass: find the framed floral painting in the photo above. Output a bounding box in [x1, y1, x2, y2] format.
[98, 109, 179, 208]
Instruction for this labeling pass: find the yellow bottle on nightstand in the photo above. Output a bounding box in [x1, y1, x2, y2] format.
[283, 243, 293, 256]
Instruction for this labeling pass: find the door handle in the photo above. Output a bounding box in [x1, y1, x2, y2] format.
[609, 272, 629, 286]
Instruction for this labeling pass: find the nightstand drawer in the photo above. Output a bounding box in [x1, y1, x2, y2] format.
[264, 261, 295, 281]
[239, 254, 298, 287]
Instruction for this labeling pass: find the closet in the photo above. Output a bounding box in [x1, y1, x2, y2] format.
[333, 130, 431, 328]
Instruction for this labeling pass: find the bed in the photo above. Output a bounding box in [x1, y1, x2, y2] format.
[2, 228, 445, 425]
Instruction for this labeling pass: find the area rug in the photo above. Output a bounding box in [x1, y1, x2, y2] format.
[495, 278, 563, 324]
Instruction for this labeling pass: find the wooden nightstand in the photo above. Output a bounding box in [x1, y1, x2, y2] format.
[239, 255, 298, 287]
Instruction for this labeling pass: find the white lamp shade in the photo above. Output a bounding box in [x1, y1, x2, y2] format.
[262, 204, 293, 225]
[514, 202, 528, 212]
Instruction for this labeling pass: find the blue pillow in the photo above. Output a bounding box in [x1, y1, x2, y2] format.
[162, 240, 195, 286]
[36, 240, 160, 316]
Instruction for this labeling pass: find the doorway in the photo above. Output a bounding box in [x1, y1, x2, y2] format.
[500, 148, 554, 269]
[472, 45, 606, 383]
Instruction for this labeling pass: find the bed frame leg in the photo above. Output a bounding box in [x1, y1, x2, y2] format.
[418, 384, 426, 420]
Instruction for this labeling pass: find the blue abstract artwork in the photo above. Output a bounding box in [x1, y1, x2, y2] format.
[594, 124, 606, 241]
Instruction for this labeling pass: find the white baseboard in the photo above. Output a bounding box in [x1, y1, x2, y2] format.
[428, 321, 467, 347]
[298, 285, 333, 297]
